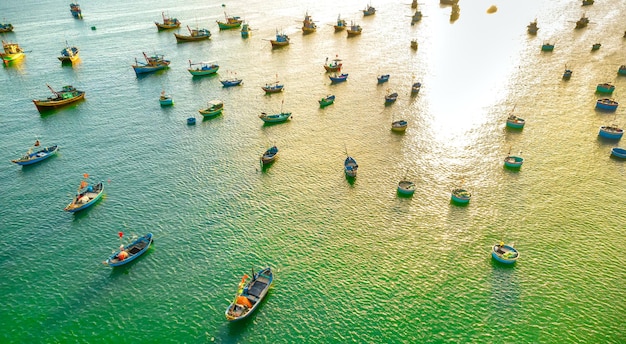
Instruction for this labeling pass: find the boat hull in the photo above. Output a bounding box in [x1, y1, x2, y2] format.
[188, 66, 219, 76]
[12, 145, 59, 166]
[159, 98, 173, 106]
[155, 23, 180, 31]
[319, 95, 335, 107]
[174, 34, 210, 42]
[492, 244, 519, 264]
[451, 189, 471, 204]
[611, 148, 626, 159]
[504, 156, 524, 169]
[259, 112, 291, 123]
[218, 22, 242, 30]
[133, 64, 169, 75]
[344, 157, 358, 178]
[596, 100, 618, 111]
[105, 233, 153, 267]
[1, 52, 24, 62]
[506, 120, 525, 129]
[397, 181, 415, 196]
[598, 127, 623, 140]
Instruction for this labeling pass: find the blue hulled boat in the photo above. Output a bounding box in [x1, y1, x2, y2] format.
[618, 65, 626, 76]
[11, 141, 59, 166]
[132, 52, 170, 75]
[220, 77, 243, 87]
[159, 91, 173, 106]
[506, 114, 525, 129]
[225, 267, 273, 321]
[384, 92, 398, 104]
[377, 74, 390, 84]
[259, 112, 291, 123]
[70, 3, 82, 19]
[329, 73, 348, 83]
[104, 233, 153, 267]
[261, 146, 278, 165]
[451, 188, 471, 204]
[596, 98, 618, 111]
[599, 125, 623, 140]
[344, 156, 358, 178]
[411, 82, 421, 94]
[363, 4, 376, 16]
[611, 147, 626, 159]
[64, 179, 104, 212]
[492, 243, 519, 265]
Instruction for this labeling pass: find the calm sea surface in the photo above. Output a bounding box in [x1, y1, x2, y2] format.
[1, 0, 625, 342]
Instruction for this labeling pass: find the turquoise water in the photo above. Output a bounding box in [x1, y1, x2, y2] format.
[1, 0, 626, 342]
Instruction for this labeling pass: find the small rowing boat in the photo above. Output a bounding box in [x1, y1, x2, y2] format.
[492, 242, 519, 265]
[132, 52, 170, 75]
[159, 91, 173, 106]
[344, 156, 358, 178]
[199, 100, 224, 118]
[319, 94, 335, 107]
[397, 180, 416, 196]
[451, 188, 471, 204]
[104, 233, 153, 267]
[329, 73, 348, 83]
[391, 120, 408, 132]
[596, 98, 618, 111]
[187, 60, 219, 76]
[261, 146, 278, 165]
[11, 140, 59, 166]
[225, 267, 273, 321]
[259, 112, 291, 124]
[64, 175, 104, 213]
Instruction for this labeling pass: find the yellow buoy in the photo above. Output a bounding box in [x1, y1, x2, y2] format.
[487, 5, 498, 13]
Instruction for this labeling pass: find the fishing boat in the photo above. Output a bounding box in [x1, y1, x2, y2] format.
[377, 74, 390, 84]
[582, 0, 594, 5]
[240, 22, 251, 38]
[451, 188, 471, 204]
[611, 147, 626, 159]
[64, 177, 104, 213]
[324, 56, 342, 72]
[347, 21, 362, 36]
[1, 40, 25, 64]
[270, 30, 290, 48]
[391, 120, 408, 132]
[363, 3, 376, 16]
[58, 44, 79, 63]
[411, 40, 418, 50]
[411, 82, 422, 94]
[159, 91, 173, 106]
[329, 73, 348, 83]
[575, 14, 589, 29]
[527, 20, 538, 34]
[132, 52, 170, 75]
[155, 12, 180, 31]
[541, 43, 554, 51]
[334, 15, 347, 31]
[262, 75, 284, 93]
[104, 233, 153, 267]
[563, 67, 572, 80]
[596, 98, 618, 111]
[506, 113, 525, 129]
[598, 125, 624, 140]
[411, 10, 422, 25]
[259, 112, 291, 124]
[412, 0, 418, 9]
[220, 75, 243, 87]
[302, 11, 317, 34]
[187, 60, 219, 76]
[225, 267, 273, 321]
[344, 156, 358, 178]
[199, 100, 224, 118]
[0, 23, 14, 33]
[33, 85, 85, 112]
[260, 146, 278, 165]
[174, 25, 211, 42]
[618, 65, 626, 76]
[217, 12, 243, 30]
[596, 83, 615, 94]
[319, 95, 335, 107]
[187, 117, 196, 125]
[492, 242, 519, 264]
[385, 92, 398, 104]
[591, 43, 601, 51]
[11, 141, 59, 166]
[440, 0, 459, 4]
[504, 154, 524, 169]
[397, 180, 416, 196]
[70, 3, 82, 19]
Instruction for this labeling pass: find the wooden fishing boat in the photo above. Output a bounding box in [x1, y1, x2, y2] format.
[217, 12, 242, 30]
[64, 179, 104, 212]
[104, 233, 153, 267]
[541, 43, 554, 51]
[397, 180, 416, 196]
[451, 188, 471, 204]
[575, 14, 589, 29]
[598, 125, 623, 140]
[187, 60, 219, 76]
[324, 56, 342, 72]
[563, 67, 572, 80]
[260, 146, 278, 165]
[220, 76, 243, 87]
[385, 92, 398, 104]
[618, 65, 626, 76]
[132, 52, 170, 75]
[225, 267, 273, 321]
[159, 91, 173, 106]
[596, 83, 615, 94]
[70, 3, 82, 19]
[0, 23, 14, 33]
[347, 21, 362, 36]
[302, 11, 317, 34]
[329, 73, 348, 83]
[504, 155, 524, 169]
[411, 82, 422, 94]
[411, 10, 422, 25]
[527, 20, 538, 34]
[596, 98, 618, 111]
[199, 100, 224, 118]
[611, 147, 626, 159]
[240, 22, 251, 38]
[591, 43, 601, 51]
[334, 15, 347, 31]
[412, 0, 418, 8]
[411, 40, 418, 50]
[259, 112, 291, 123]
[261, 82, 284, 94]
[391, 120, 408, 132]
[58, 44, 79, 63]
[582, 0, 594, 5]
[270, 30, 290, 48]
[174, 26, 211, 42]
[506, 114, 525, 129]
[33, 85, 85, 112]
[155, 12, 180, 31]
[377, 74, 390, 84]
[344, 156, 358, 178]
[11, 141, 59, 166]
[492, 242, 519, 264]
[1, 40, 25, 63]
[319, 95, 335, 107]
[363, 4, 376, 16]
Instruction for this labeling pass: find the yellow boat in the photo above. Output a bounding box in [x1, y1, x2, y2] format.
[1, 40, 25, 63]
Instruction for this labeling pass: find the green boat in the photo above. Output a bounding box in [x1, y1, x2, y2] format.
[217, 12, 242, 30]
[319, 95, 335, 107]
[1, 40, 25, 63]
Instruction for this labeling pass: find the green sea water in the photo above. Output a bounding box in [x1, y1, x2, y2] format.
[1, 0, 625, 342]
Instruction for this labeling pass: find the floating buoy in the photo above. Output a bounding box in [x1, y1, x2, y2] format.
[487, 5, 498, 13]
